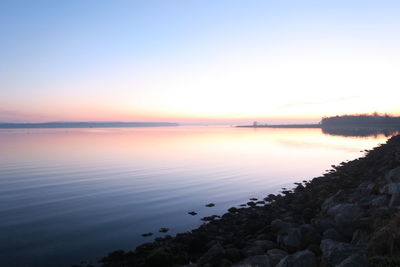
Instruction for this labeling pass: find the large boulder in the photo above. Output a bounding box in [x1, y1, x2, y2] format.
[276, 250, 317, 267]
[336, 254, 370, 267]
[386, 167, 400, 183]
[233, 255, 271, 267]
[197, 243, 225, 266]
[381, 182, 400, 207]
[267, 249, 288, 266]
[327, 203, 363, 225]
[320, 239, 361, 266]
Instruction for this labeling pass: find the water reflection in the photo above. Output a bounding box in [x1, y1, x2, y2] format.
[322, 127, 400, 138]
[0, 127, 394, 267]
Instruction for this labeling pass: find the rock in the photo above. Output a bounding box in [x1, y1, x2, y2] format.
[225, 247, 242, 262]
[322, 228, 345, 242]
[280, 227, 303, 252]
[146, 247, 174, 267]
[201, 215, 220, 221]
[233, 255, 271, 267]
[188, 211, 197, 216]
[386, 167, 400, 182]
[336, 254, 370, 267]
[271, 219, 292, 234]
[276, 250, 317, 267]
[250, 198, 258, 201]
[320, 239, 361, 266]
[159, 228, 169, 233]
[312, 217, 335, 232]
[368, 195, 388, 207]
[327, 203, 363, 225]
[228, 207, 238, 213]
[142, 232, 153, 237]
[247, 201, 257, 207]
[383, 182, 400, 206]
[267, 249, 288, 266]
[197, 243, 225, 266]
[205, 203, 215, 207]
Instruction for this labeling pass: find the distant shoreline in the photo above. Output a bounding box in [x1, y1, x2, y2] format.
[0, 122, 179, 129]
[236, 124, 321, 128]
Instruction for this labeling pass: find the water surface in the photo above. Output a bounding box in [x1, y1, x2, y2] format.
[0, 126, 391, 266]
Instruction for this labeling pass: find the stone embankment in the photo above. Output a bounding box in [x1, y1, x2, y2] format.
[98, 135, 400, 267]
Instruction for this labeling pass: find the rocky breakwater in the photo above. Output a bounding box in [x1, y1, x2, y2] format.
[99, 135, 400, 267]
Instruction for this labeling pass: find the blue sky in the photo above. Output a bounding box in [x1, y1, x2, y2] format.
[1, 0, 400, 123]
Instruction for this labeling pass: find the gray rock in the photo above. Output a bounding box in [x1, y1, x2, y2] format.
[322, 228, 345, 242]
[312, 217, 335, 232]
[336, 254, 370, 267]
[271, 219, 292, 234]
[321, 196, 337, 213]
[368, 195, 389, 207]
[233, 255, 271, 267]
[320, 239, 361, 266]
[386, 182, 400, 206]
[276, 250, 317, 267]
[254, 240, 275, 251]
[327, 203, 363, 225]
[281, 228, 303, 252]
[197, 243, 225, 266]
[267, 249, 288, 266]
[386, 167, 400, 183]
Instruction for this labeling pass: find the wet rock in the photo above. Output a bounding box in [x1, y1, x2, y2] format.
[201, 215, 220, 222]
[279, 227, 303, 252]
[228, 207, 238, 213]
[159, 228, 169, 233]
[141, 232, 153, 237]
[250, 198, 258, 201]
[205, 203, 215, 207]
[247, 201, 257, 207]
[233, 255, 271, 267]
[276, 250, 317, 267]
[267, 249, 288, 266]
[320, 239, 361, 266]
[336, 254, 370, 267]
[188, 211, 197, 216]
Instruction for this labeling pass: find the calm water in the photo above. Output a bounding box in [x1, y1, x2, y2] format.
[0, 126, 392, 266]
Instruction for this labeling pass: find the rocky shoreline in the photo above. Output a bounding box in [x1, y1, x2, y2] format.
[95, 135, 400, 267]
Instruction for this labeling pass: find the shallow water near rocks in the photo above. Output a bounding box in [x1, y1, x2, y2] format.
[0, 126, 392, 266]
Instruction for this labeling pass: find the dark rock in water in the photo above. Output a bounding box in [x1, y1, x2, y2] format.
[336, 254, 370, 267]
[276, 250, 317, 267]
[267, 249, 288, 266]
[205, 203, 215, 207]
[188, 211, 197, 216]
[201, 215, 220, 221]
[256, 200, 266, 205]
[158, 228, 169, 233]
[250, 198, 258, 201]
[239, 204, 247, 207]
[247, 201, 256, 207]
[228, 207, 238, 213]
[233, 255, 271, 267]
[141, 232, 153, 237]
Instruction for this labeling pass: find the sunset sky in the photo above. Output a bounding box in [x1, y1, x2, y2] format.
[1, 0, 400, 124]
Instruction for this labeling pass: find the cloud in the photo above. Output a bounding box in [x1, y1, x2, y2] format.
[277, 95, 362, 110]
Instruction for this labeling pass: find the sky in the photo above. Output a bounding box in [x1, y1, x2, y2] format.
[1, 0, 400, 124]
